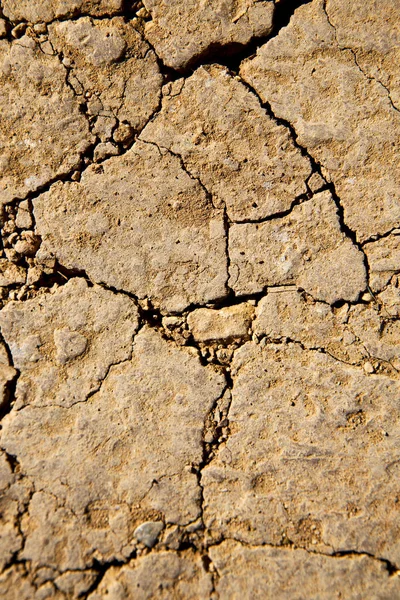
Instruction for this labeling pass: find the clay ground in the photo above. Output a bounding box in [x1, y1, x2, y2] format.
[0, 0, 400, 598]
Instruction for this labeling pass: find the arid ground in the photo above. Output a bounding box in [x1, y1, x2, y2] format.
[0, 1, 400, 598]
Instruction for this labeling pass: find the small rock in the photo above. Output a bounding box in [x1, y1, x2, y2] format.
[93, 142, 119, 162]
[27, 266, 43, 286]
[162, 316, 182, 329]
[308, 172, 325, 193]
[16, 201, 34, 229]
[71, 171, 81, 182]
[364, 362, 375, 374]
[137, 7, 150, 18]
[11, 23, 27, 38]
[187, 303, 255, 343]
[33, 23, 48, 35]
[162, 525, 182, 550]
[133, 521, 164, 548]
[0, 19, 7, 38]
[14, 232, 41, 256]
[113, 122, 134, 144]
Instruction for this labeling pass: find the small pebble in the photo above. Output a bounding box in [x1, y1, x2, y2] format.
[133, 521, 164, 548]
[363, 361, 375, 374]
[0, 19, 7, 38]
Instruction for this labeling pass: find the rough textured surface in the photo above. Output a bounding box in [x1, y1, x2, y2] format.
[0, 35, 91, 203]
[326, 0, 400, 110]
[1, 0, 399, 597]
[0, 278, 139, 408]
[364, 233, 400, 292]
[142, 0, 275, 70]
[240, 0, 400, 242]
[253, 288, 368, 364]
[202, 341, 400, 564]
[0, 326, 225, 570]
[88, 551, 212, 599]
[2, 0, 124, 23]
[188, 303, 254, 343]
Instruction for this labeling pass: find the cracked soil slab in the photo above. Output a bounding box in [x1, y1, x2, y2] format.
[48, 17, 163, 139]
[202, 340, 400, 564]
[0, 325, 225, 570]
[0, 0, 399, 597]
[141, 65, 311, 223]
[34, 140, 228, 313]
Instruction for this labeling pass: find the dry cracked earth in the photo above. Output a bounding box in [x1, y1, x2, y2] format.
[0, 0, 399, 598]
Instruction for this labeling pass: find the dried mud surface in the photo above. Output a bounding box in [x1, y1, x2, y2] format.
[0, 0, 399, 598]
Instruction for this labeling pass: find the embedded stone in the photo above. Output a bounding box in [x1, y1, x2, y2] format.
[133, 521, 164, 548]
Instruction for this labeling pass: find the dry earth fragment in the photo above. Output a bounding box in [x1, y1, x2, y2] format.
[240, 0, 400, 241]
[48, 18, 162, 139]
[0, 278, 139, 408]
[347, 294, 400, 372]
[202, 341, 400, 564]
[255, 284, 400, 372]
[0, 35, 92, 203]
[364, 233, 400, 292]
[1, 0, 124, 23]
[141, 65, 311, 222]
[210, 541, 400, 599]
[229, 190, 366, 302]
[0, 327, 225, 570]
[34, 140, 227, 313]
[188, 302, 254, 343]
[142, 0, 275, 70]
[254, 289, 367, 364]
[88, 550, 213, 599]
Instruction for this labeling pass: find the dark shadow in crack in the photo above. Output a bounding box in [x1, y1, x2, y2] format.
[157, 0, 313, 77]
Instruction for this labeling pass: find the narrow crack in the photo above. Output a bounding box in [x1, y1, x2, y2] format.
[362, 227, 400, 247]
[0, 332, 19, 421]
[323, 1, 399, 114]
[206, 537, 399, 577]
